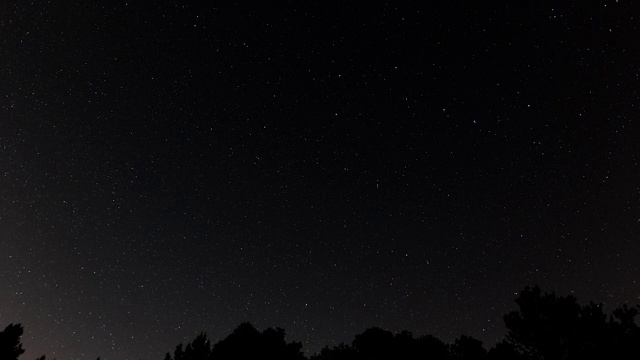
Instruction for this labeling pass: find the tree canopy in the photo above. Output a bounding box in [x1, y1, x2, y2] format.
[4, 286, 640, 360]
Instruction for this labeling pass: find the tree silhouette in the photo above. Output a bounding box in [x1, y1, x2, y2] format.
[352, 327, 395, 360]
[211, 322, 304, 360]
[171, 343, 184, 360]
[504, 285, 595, 359]
[3, 285, 640, 360]
[163, 333, 211, 360]
[311, 343, 359, 360]
[0, 323, 25, 360]
[607, 304, 640, 359]
[415, 334, 449, 360]
[487, 340, 522, 360]
[450, 334, 487, 360]
[164, 322, 304, 360]
[184, 332, 211, 360]
[312, 327, 451, 360]
[503, 285, 640, 360]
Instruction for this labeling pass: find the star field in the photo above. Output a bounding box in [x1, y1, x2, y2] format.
[1, 1, 640, 359]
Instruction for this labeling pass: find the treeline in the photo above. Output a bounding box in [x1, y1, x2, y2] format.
[3, 286, 640, 360]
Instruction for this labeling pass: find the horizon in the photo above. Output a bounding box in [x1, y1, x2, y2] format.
[6, 284, 640, 359]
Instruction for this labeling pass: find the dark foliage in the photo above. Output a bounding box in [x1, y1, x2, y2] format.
[0, 323, 25, 360]
[310, 343, 358, 360]
[4, 286, 640, 360]
[311, 327, 452, 360]
[487, 340, 522, 360]
[450, 335, 488, 360]
[504, 285, 640, 360]
[164, 332, 211, 360]
[163, 322, 304, 360]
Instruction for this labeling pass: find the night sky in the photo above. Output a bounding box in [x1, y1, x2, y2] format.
[1, 1, 639, 359]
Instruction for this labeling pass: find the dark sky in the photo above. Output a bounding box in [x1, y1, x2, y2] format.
[1, 1, 639, 359]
